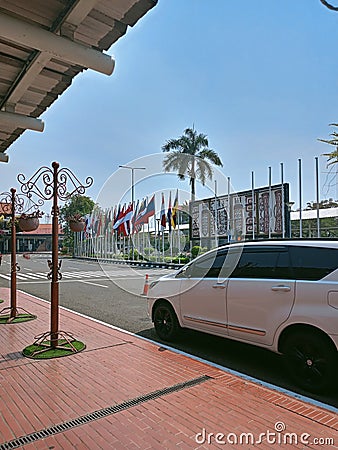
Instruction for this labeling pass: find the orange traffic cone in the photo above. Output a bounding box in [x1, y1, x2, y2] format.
[141, 274, 150, 296]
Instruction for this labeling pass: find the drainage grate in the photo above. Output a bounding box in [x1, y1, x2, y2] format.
[0, 375, 211, 449]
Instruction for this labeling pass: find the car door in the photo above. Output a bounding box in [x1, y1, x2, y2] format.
[178, 249, 229, 337]
[226, 245, 295, 346]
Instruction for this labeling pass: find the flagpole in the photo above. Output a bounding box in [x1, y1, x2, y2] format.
[170, 231, 173, 262]
[214, 179, 218, 248]
[155, 216, 158, 262]
[162, 228, 165, 262]
[227, 176, 231, 243]
[112, 228, 114, 256]
[168, 191, 172, 262]
[315, 156, 320, 238]
[251, 171, 255, 240]
[268, 166, 272, 239]
[149, 221, 151, 259]
[119, 165, 146, 259]
[157, 218, 161, 262]
[281, 162, 285, 239]
[177, 191, 180, 264]
[142, 224, 145, 257]
[298, 158, 302, 238]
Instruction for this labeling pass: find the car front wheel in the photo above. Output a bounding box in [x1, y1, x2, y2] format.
[281, 330, 337, 393]
[153, 302, 180, 341]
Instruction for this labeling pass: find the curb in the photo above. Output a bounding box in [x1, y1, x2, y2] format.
[74, 256, 183, 270]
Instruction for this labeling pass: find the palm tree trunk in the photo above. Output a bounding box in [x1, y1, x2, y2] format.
[189, 176, 196, 253]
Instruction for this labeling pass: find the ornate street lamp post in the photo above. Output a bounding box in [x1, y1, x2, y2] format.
[18, 162, 93, 353]
[0, 188, 42, 323]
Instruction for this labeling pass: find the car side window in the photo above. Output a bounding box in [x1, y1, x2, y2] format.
[289, 246, 338, 281]
[179, 250, 228, 279]
[230, 246, 291, 279]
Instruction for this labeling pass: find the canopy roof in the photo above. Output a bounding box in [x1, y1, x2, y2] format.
[0, 0, 157, 162]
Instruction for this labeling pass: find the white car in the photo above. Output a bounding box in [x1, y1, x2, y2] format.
[148, 240, 338, 393]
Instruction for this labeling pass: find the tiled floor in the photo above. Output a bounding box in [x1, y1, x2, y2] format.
[0, 287, 337, 449]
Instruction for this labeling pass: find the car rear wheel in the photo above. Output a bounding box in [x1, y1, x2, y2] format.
[153, 302, 180, 341]
[281, 330, 337, 393]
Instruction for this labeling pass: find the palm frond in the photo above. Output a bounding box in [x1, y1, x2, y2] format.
[322, 151, 338, 166]
[184, 128, 197, 141]
[195, 159, 213, 186]
[162, 126, 223, 190]
[319, 123, 338, 167]
[163, 152, 192, 178]
[197, 149, 223, 167]
[179, 136, 195, 154]
[162, 138, 182, 152]
[194, 134, 209, 150]
[163, 152, 182, 172]
[318, 138, 338, 146]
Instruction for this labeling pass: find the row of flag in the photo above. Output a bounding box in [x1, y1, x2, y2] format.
[84, 190, 179, 238]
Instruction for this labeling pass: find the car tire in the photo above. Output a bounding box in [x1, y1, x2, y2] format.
[153, 302, 180, 341]
[281, 330, 337, 393]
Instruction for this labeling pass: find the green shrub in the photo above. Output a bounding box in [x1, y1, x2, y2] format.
[191, 245, 202, 259]
[172, 256, 189, 264]
[128, 249, 144, 260]
[144, 247, 154, 254]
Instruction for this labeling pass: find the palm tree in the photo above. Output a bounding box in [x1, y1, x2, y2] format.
[318, 123, 338, 166]
[162, 127, 223, 202]
[162, 127, 223, 251]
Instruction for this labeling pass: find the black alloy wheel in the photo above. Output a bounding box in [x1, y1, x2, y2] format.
[153, 303, 180, 341]
[282, 330, 336, 393]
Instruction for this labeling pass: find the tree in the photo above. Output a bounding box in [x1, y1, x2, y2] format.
[306, 198, 338, 210]
[318, 123, 338, 166]
[162, 127, 223, 250]
[59, 195, 95, 253]
[162, 127, 223, 202]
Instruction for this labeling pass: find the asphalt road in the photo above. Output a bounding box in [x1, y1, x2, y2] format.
[0, 253, 337, 409]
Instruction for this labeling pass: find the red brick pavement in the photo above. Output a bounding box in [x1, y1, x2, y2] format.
[0, 287, 337, 449]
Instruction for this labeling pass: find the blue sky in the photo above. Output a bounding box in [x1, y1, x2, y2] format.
[1, 0, 338, 214]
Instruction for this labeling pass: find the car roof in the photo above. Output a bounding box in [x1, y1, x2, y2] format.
[220, 239, 338, 250]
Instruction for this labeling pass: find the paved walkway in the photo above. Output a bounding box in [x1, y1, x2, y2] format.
[0, 287, 337, 449]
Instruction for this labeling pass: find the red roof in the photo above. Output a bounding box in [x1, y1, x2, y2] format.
[21, 224, 63, 235]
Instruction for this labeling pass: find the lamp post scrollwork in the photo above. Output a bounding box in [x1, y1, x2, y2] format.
[18, 162, 93, 353]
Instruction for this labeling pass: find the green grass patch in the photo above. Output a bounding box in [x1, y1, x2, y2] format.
[23, 339, 86, 359]
[0, 299, 4, 304]
[0, 313, 37, 324]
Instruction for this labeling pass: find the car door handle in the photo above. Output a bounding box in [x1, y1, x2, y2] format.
[212, 284, 226, 289]
[271, 285, 291, 292]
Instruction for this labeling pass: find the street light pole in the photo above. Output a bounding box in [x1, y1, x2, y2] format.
[286, 202, 295, 238]
[119, 165, 145, 256]
[119, 165, 146, 207]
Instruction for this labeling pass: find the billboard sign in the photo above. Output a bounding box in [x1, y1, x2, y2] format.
[191, 183, 289, 243]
